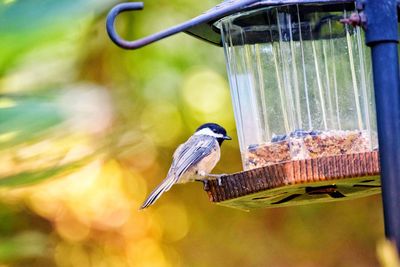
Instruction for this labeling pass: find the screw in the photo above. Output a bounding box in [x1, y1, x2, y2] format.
[340, 12, 367, 28]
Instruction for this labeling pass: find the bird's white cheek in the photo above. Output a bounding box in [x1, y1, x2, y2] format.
[195, 128, 224, 138]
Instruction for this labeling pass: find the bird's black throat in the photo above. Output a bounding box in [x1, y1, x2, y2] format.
[217, 137, 225, 146]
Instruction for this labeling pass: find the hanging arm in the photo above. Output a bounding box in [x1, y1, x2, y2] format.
[106, 1, 263, 50]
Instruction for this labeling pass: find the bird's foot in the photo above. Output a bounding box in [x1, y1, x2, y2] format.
[197, 172, 227, 187]
[217, 176, 223, 186]
[195, 179, 210, 191]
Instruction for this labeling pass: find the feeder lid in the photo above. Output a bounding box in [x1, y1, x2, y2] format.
[204, 151, 380, 210]
[106, 0, 355, 50]
[186, 0, 355, 45]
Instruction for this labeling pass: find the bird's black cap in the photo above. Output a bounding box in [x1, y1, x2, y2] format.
[196, 123, 232, 144]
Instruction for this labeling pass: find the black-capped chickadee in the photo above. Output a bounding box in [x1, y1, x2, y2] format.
[140, 123, 231, 209]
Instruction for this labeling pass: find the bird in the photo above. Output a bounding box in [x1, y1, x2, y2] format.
[140, 122, 231, 209]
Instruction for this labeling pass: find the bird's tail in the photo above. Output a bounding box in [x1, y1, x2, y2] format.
[139, 174, 176, 210]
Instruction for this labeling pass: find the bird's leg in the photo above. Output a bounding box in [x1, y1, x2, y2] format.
[195, 170, 211, 190]
[197, 171, 226, 186]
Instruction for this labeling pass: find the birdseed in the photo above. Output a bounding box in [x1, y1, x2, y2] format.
[245, 130, 371, 170]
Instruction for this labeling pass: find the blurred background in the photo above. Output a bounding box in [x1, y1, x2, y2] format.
[0, 0, 387, 266]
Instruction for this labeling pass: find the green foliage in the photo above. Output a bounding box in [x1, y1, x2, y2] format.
[0, 160, 85, 187]
[0, 0, 118, 73]
[0, 96, 63, 148]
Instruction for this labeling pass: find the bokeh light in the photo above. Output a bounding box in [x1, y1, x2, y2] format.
[140, 100, 184, 146]
[182, 67, 234, 128]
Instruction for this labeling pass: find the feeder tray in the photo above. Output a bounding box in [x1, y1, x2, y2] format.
[204, 151, 380, 210]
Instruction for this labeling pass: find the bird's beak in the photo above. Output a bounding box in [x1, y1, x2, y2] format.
[224, 135, 232, 140]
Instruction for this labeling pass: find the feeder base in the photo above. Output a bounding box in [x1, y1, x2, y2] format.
[205, 151, 380, 210]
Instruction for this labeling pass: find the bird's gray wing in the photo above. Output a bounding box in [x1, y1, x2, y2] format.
[140, 135, 215, 209]
[172, 135, 216, 179]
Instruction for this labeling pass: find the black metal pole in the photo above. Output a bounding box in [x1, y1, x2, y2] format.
[364, 0, 400, 250]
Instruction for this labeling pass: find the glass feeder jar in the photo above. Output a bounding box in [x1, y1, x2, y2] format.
[217, 3, 377, 170]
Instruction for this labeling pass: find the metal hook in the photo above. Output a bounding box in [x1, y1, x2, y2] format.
[106, 0, 262, 50]
[106, 2, 147, 49]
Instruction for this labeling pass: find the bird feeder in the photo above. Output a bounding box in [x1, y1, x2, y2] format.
[106, 0, 381, 210]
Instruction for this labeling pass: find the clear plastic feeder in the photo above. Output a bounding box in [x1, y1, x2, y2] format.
[217, 4, 377, 170]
